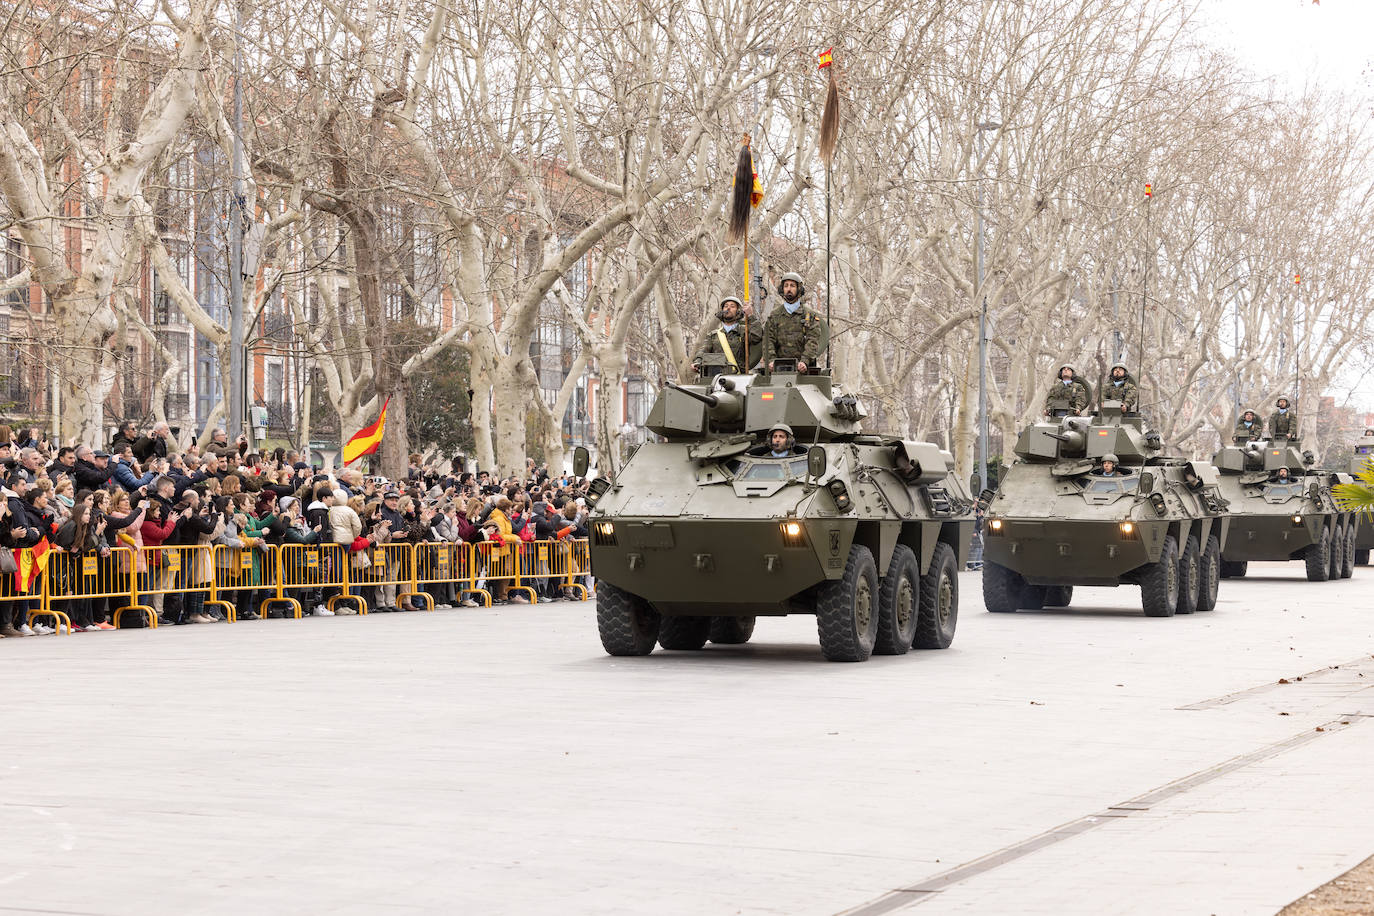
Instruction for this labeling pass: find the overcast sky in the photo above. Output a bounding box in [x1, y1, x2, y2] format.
[1197, 0, 1373, 417]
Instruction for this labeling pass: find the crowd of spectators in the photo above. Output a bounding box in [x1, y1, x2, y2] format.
[0, 422, 594, 636]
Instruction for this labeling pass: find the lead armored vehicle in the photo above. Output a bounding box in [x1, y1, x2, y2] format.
[578, 356, 975, 662]
[1213, 436, 1359, 581]
[1347, 431, 1374, 566]
[982, 400, 1231, 616]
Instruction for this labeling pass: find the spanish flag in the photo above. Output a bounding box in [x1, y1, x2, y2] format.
[15, 537, 50, 593]
[343, 397, 390, 466]
[818, 47, 833, 70]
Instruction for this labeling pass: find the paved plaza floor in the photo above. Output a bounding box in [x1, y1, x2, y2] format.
[3, 562, 1374, 915]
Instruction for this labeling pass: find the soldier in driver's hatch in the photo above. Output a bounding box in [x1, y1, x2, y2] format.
[693, 296, 763, 373]
[1042, 365, 1090, 415]
[767, 423, 795, 457]
[1233, 409, 1263, 441]
[761, 273, 825, 373]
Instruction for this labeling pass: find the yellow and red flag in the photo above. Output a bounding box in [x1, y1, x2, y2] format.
[1294, 272, 1301, 285]
[343, 397, 390, 466]
[818, 47, 833, 70]
[15, 537, 50, 593]
[1144, 183, 1152, 198]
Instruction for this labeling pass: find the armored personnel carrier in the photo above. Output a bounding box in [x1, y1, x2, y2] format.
[1349, 431, 1374, 566]
[576, 355, 975, 663]
[1213, 436, 1359, 581]
[981, 400, 1231, 617]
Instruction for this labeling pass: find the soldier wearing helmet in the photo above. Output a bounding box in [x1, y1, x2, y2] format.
[693, 296, 763, 374]
[766, 423, 796, 457]
[1043, 365, 1090, 416]
[1269, 396, 1299, 440]
[1104, 363, 1138, 413]
[1096, 453, 1125, 477]
[761, 272, 825, 373]
[1233, 409, 1262, 442]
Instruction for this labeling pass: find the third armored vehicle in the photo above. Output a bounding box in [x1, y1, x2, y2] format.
[579, 356, 975, 663]
[982, 401, 1231, 617]
[1213, 437, 1359, 581]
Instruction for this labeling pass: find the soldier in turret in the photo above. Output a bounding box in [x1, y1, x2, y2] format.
[1269, 396, 1299, 440]
[1233, 409, 1263, 442]
[692, 296, 763, 374]
[1095, 453, 1127, 477]
[1042, 365, 1090, 416]
[761, 272, 825, 373]
[1103, 363, 1138, 413]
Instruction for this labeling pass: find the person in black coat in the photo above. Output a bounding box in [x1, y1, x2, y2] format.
[164, 490, 219, 624]
[71, 447, 115, 491]
[131, 422, 172, 463]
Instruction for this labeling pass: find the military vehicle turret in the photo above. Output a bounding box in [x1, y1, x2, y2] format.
[1212, 435, 1359, 581]
[981, 400, 1231, 617]
[577, 355, 975, 663]
[1349, 431, 1374, 566]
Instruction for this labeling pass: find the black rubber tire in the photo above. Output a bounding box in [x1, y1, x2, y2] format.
[708, 616, 756, 645]
[1043, 585, 1073, 607]
[1141, 535, 1179, 617]
[1357, 548, 1371, 566]
[983, 562, 1023, 613]
[1019, 585, 1046, 610]
[874, 545, 919, 656]
[914, 542, 959, 649]
[1219, 559, 1247, 579]
[658, 615, 711, 650]
[1176, 534, 1200, 615]
[596, 581, 661, 656]
[1341, 526, 1356, 579]
[1329, 523, 1345, 581]
[1197, 535, 1221, 612]
[815, 545, 879, 662]
[1306, 527, 1331, 582]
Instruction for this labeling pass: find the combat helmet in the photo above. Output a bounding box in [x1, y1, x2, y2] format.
[1102, 453, 1120, 464]
[717, 296, 743, 320]
[768, 422, 795, 451]
[1275, 395, 1292, 409]
[778, 272, 805, 302]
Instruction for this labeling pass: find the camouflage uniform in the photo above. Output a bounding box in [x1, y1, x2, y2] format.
[1043, 378, 1089, 414]
[1233, 413, 1263, 440]
[761, 305, 825, 366]
[693, 319, 764, 371]
[1269, 409, 1299, 439]
[1103, 367, 1139, 412]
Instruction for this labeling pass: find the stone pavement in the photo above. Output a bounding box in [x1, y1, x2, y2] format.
[1, 562, 1372, 915]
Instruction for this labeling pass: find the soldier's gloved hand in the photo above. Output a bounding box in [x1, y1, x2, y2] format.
[797, 361, 807, 373]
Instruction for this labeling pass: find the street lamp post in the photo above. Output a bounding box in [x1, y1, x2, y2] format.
[975, 120, 1001, 495]
[228, 0, 246, 441]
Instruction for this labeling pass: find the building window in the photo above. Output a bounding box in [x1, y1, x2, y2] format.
[155, 329, 190, 419]
[4, 238, 24, 309]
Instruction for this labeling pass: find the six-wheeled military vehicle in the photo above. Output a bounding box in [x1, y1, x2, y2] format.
[1348, 431, 1374, 566]
[578, 355, 975, 662]
[981, 401, 1231, 617]
[1213, 438, 1359, 581]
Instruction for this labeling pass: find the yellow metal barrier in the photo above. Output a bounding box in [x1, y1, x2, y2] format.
[473, 540, 538, 603]
[546, 538, 590, 600]
[347, 541, 429, 611]
[38, 548, 143, 633]
[413, 541, 489, 606]
[211, 543, 298, 620]
[128, 545, 231, 626]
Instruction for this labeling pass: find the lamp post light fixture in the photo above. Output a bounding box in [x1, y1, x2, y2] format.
[975, 120, 1001, 495]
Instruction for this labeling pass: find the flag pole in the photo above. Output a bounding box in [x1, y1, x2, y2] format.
[818, 47, 839, 372]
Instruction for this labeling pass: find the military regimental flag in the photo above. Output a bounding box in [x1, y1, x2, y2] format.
[343, 397, 390, 466]
[15, 537, 50, 593]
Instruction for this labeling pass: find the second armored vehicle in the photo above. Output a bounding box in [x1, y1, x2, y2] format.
[1213, 438, 1359, 581]
[982, 402, 1231, 617]
[580, 357, 976, 663]
[1347, 431, 1374, 566]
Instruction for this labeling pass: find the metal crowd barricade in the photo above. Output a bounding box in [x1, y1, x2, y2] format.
[277, 542, 367, 614]
[473, 539, 538, 603]
[211, 543, 294, 621]
[413, 540, 489, 607]
[40, 546, 143, 632]
[348, 541, 428, 611]
[543, 537, 590, 600]
[126, 545, 230, 626]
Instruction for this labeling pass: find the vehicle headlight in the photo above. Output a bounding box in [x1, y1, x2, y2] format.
[780, 521, 805, 546]
[1292, 515, 1304, 526]
[986, 517, 1003, 536]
